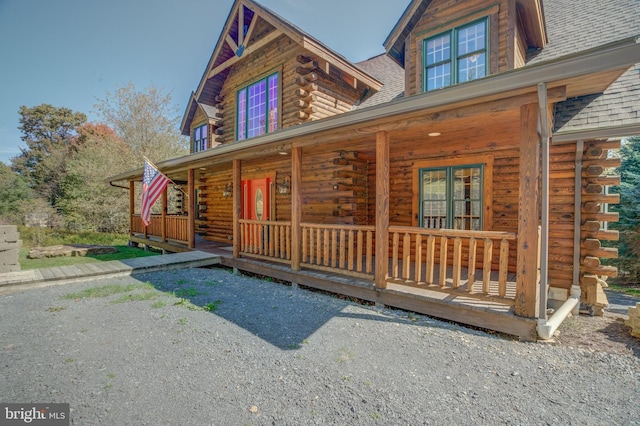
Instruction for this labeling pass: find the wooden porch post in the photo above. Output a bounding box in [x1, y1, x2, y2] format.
[375, 131, 390, 289]
[161, 189, 168, 242]
[515, 103, 541, 318]
[187, 168, 195, 249]
[291, 147, 302, 271]
[129, 180, 135, 238]
[232, 159, 241, 259]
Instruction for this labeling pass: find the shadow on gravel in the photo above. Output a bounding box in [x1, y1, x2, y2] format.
[141, 269, 465, 350]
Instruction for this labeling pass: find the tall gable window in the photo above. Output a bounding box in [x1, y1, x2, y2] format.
[193, 124, 208, 152]
[237, 73, 279, 140]
[424, 19, 487, 91]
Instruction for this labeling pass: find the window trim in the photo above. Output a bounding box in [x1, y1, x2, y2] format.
[193, 123, 208, 153]
[412, 154, 493, 229]
[236, 71, 280, 141]
[422, 17, 489, 92]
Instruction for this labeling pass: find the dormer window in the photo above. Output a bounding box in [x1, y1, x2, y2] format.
[237, 72, 279, 141]
[423, 18, 488, 91]
[193, 124, 208, 152]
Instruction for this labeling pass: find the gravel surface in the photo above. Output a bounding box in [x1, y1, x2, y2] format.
[1, 266, 638, 425]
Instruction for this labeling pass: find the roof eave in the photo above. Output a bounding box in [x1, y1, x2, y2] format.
[108, 35, 640, 183]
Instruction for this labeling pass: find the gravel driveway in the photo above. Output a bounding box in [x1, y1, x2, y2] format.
[1, 266, 638, 425]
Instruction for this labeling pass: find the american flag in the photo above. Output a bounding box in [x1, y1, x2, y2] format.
[141, 161, 170, 227]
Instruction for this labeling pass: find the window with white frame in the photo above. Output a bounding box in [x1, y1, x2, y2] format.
[423, 18, 488, 91]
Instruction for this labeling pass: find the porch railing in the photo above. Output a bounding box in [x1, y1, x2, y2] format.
[301, 223, 374, 279]
[131, 214, 189, 243]
[239, 219, 292, 264]
[388, 226, 517, 299]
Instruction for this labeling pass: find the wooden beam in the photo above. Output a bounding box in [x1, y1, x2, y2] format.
[225, 34, 238, 55]
[375, 131, 390, 289]
[208, 30, 283, 79]
[515, 103, 541, 318]
[238, 3, 244, 46]
[291, 147, 302, 271]
[187, 168, 195, 249]
[232, 159, 241, 259]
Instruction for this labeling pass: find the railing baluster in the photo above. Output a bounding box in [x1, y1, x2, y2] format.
[426, 234, 435, 284]
[498, 239, 509, 297]
[348, 230, 355, 271]
[356, 230, 363, 273]
[323, 229, 330, 267]
[439, 236, 448, 287]
[414, 234, 422, 284]
[316, 227, 322, 266]
[286, 224, 291, 260]
[452, 237, 462, 288]
[483, 238, 493, 295]
[339, 229, 347, 269]
[468, 237, 477, 293]
[302, 226, 308, 263]
[392, 232, 400, 280]
[366, 230, 373, 274]
[336, 229, 343, 268]
[309, 228, 315, 265]
[403, 232, 411, 282]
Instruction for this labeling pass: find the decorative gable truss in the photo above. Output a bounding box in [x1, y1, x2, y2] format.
[182, 0, 383, 144]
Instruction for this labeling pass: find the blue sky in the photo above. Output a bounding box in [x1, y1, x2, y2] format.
[0, 0, 408, 165]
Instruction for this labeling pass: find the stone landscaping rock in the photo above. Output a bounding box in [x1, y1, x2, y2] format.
[27, 244, 118, 259]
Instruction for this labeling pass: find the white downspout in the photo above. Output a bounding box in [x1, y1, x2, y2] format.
[537, 139, 584, 340]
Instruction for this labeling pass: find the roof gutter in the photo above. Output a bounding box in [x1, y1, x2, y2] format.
[553, 123, 640, 144]
[107, 35, 640, 183]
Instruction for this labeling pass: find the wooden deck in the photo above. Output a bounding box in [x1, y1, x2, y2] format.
[129, 234, 536, 340]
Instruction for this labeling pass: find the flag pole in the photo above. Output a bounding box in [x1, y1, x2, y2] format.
[143, 156, 188, 197]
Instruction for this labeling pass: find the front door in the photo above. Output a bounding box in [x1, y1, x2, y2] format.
[242, 178, 271, 220]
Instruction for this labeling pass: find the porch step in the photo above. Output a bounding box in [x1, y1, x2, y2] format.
[0, 251, 221, 295]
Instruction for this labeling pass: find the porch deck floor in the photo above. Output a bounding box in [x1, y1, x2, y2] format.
[131, 235, 534, 340]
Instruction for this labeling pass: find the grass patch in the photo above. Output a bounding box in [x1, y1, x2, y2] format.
[608, 283, 640, 297]
[47, 306, 66, 312]
[203, 300, 222, 312]
[62, 283, 153, 300]
[151, 300, 168, 309]
[174, 297, 201, 311]
[110, 291, 159, 304]
[20, 245, 158, 270]
[175, 288, 201, 298]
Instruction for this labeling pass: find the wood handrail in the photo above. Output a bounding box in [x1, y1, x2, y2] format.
[389, 225, 516, 240]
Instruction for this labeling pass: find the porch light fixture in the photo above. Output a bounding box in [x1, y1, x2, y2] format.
[428, 132, 441, 137]
[277, 176, 291, 195]
[222, 183, 232, 198]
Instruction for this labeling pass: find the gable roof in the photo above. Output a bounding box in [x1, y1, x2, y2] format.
[182, 0, 382, 135]
[180, 93, 219, 136]
[354, 54, 404, 109]
[384, 0, 547, 67]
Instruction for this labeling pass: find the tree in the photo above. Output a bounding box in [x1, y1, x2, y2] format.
[57, 123, 136, 232]
[0, 162, 35, 224]
[610, 136, 640, 282]
[11, 104, 87, 205]
[94, 82, 188, 164]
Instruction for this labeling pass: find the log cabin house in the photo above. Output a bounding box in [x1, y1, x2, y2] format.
[108, 0, 640, 340]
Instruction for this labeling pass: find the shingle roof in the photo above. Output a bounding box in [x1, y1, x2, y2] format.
[554, 65, 640, 134]
[353, 54, 404, 109]
[527, 0, 640, 64]
[539, 0, 640, 136]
